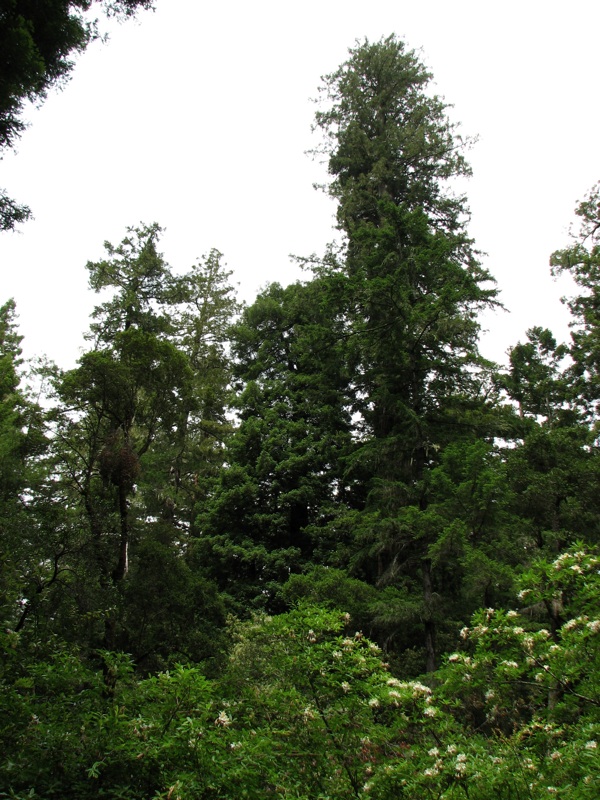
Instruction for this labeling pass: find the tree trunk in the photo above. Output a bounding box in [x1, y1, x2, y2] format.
[112, 481, 129, 583]
[422, 558, 437, 673]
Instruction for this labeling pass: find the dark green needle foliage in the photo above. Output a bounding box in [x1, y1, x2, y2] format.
[195, 277, 355, 613]
[0, 300, 48, 631]
[308, 37, 503, 670]
[38, 224, 236, 665]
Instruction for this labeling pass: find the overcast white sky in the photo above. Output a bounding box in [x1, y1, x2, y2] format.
[1, 0, 599, 368]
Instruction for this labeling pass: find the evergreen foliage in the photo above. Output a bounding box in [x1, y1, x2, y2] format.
[1, 29, 600, 799]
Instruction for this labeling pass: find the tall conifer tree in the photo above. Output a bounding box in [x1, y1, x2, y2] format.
[46, 225, 235, 663]
[313, 37, 500, 670]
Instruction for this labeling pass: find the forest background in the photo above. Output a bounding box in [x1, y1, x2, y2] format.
[1, 2, 600, 799]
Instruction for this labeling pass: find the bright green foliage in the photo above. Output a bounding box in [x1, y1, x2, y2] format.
[3, 554, 600, 799]
[0, 605, 443, 799]
[216, 607, 398, 798]
[218, 551, 600, 800]
[281, 566, 383, 637]
[0, 636, 217, 798]
[422, 548, 600, 800]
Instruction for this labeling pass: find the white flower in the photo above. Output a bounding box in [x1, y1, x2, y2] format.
[456, 753, 467, 763]
[550, 751, 561, 760]
[423, 706, 437, 717]
[585, 740, 597, 749]
[342, 637, 354, 648]
[586, 620, 600, 634]
[563, 618, 579, 631]
[485, 689, 495, 701]
[507, 610, 519, 618]
[342, 612, 351, 624]
[229, 741, 242, 749]
[341, 681, 351, 693]
[332, 650, 343, 659]
[423, 768, 438, 777]
[513, 627, 525, 635]
[501, 660, 519, 669]
[448, 653, 461, 662]
[387, 678, 402, 687]
[368, 697, 380, 708]
[389, 690, 401, 699]
[215, 710, 232, 727]
[307, 629, 317, 643]
[411, 682, 432, 696]
[455, 762, 467, 775]
[517, 589, 531, 600]
[460, 627, 470, 639]
[570, 564, 583, 574]
[428, 747, 439, 757]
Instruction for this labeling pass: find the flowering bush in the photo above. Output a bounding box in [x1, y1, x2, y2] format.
[1, 549, 599, 798]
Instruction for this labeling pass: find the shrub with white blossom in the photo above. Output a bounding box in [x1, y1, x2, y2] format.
[1, 549, 599, 798]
